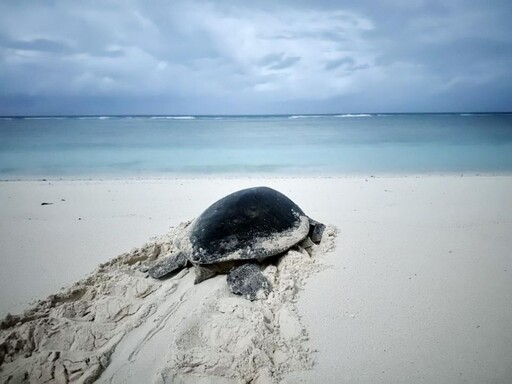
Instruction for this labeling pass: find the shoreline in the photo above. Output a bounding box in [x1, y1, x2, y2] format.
[2, 171, 512, 182]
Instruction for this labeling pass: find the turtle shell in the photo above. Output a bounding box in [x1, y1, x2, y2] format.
[179, 186, 310, 264]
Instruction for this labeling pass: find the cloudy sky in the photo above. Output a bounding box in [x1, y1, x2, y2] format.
[1, 0, 511, 115]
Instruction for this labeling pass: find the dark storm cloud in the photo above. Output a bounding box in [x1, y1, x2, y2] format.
[0, 0, 511, 114]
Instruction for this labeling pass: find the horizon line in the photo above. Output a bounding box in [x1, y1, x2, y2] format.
[1, 111, 512, 118]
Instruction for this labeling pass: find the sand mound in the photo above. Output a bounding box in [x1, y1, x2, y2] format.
[0, 223, 336, 384]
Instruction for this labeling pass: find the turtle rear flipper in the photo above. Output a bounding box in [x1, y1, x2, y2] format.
[227, 263, 270, 301]
[149, 252, 188, 279]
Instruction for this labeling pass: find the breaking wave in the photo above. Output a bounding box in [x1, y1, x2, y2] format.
[288, 115, 326, 119]
[334, 114, 372, 118]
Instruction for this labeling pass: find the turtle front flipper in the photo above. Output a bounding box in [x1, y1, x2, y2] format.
[227, 263, 271, 301]
[149, 252, 188, 279]
[308, 218, 326, 244]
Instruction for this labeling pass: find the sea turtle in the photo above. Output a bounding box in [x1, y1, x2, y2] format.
[149, 186, 325, 300]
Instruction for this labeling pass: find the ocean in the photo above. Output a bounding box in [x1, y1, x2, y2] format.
[1, 113, 512, 178]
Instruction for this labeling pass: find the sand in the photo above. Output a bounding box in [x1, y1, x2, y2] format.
[1, 176, 512, 383]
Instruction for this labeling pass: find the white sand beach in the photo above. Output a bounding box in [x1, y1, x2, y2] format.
[1, 176, 512, 383]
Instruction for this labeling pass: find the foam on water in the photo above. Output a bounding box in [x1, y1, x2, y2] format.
[288, 115, 327, 119]
[334, 114, 373, 117]
[1, 113, 511, 178]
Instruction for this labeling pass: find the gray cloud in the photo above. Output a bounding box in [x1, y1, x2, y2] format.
[259, 53, 301, 70]
[325, 57, 355, 71]
[0, 0, 511, 114]
[3, 38, 74, 54]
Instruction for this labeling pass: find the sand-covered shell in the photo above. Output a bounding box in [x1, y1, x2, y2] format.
[178, 187, 310, 265]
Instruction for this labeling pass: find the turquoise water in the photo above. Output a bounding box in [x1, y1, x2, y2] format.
[1, 113, 511, 178]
